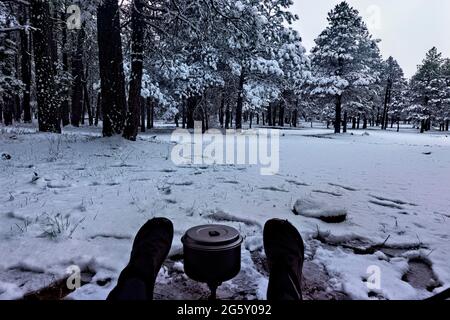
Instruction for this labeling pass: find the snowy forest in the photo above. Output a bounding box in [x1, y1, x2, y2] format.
[0, 0, 449, 135]
[0, 0, 449, 302]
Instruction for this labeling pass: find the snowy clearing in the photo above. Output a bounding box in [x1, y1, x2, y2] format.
[0, 124, 449, 300]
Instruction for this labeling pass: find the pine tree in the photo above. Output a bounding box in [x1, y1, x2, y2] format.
[308, 2, 379, 133]
[380, 57, 407, 130]
[409, 47, 445, 133]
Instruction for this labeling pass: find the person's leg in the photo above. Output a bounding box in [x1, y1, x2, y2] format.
[264, 219, 305, 301]
[107, 218, 174, 301]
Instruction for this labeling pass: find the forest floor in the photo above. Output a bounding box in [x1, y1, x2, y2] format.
[0, 123, 449, 300]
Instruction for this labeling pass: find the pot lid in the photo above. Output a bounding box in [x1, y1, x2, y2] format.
[182, 225, 242, 248]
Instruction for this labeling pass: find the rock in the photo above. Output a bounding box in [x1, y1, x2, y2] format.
[1, 153, 12, 160]
[293, 198, 347, 223]
[31, 172, 40, 183]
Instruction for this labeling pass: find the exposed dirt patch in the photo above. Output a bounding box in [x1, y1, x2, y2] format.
[402, 258, 441, 292]
[21, 270, 95, 301]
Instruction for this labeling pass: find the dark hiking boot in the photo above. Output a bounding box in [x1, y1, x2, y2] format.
[107, 218, 174, 300]
[264, 219, 305, 301]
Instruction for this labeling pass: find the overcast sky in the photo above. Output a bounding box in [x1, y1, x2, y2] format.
[289, 0, 450, 78]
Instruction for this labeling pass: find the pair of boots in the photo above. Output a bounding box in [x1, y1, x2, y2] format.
[108, 218, 304, 301]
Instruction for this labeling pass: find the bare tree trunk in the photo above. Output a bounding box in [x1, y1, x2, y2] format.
[140, 97, 146, 132]
[123, 0, 145, 141]
[19, 5, 32, 123]
[278, 102, 285, 127]
[60, 10, 70, 127]
[335, 94, 342, 134]
[182, 103, 186, 129]
[97, 0, 127, 136]
[3, 98, 14, 126]
[292, 109, 298, 127]
[83, 71, 93, 126]
[343, 111, 348, 133]
[235, 71, 245, 130]
[267, 104, 272, 126]
[95, 93, 101, 126]
[146, 98, 155, 129]
[219, 93, 224, 128]
[272, 103, 277, 126]
[71, 28, 84, 127]
[30, 0, 61, 133]
[186, 96, 199, 129]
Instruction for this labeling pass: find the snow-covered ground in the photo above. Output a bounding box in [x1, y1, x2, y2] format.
[0, 123, 449, 300]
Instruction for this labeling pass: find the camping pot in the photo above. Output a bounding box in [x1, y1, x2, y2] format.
[182, 225, 243, 299]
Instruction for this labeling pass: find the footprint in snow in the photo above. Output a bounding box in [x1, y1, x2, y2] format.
[369, 199, 404, 210]
[259, 186, 289, 193]
[312, 189, 343, 197]
[286, 180, 309, 187]
[369, 195, 417, 207]
[402, 258, 441, 292]
[328, 183, 359, 192]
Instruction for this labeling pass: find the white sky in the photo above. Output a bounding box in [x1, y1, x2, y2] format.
[290, 0, 450, 78]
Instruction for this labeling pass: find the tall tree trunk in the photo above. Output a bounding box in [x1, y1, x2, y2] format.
[204, 106, 209, 131]
[123, 0, 145, 141]
[30, 0, 61, 133]
[381, 80, 391, 130]
[146, 98, 154, 129]
[60, 11, 70, 127]
[175, 113, 179, 128]
[225, 105, 230, 129]
[71, 28, 84, 127]
[182, 104, 186, 129]
[3, 98, 14, 126]
[186, 97, 197, 129]
[420, 119, 425, 133]
[95, 92, 101, 126]
[292, 109, 298, 127]
[267, 104, 272, 126]
[446, 120, 449, 131]
[343, 111, 348, 133]
[235, 71, 245, 130]
[272, 104, 277, 127]
[140, 97, 146, 132]
[97, 0, 127, 136]
[219, 94, 225, 128]
[83, 72, 93, 126]
[20, 6, 32, 122]
[278, 102, 285, 127]
[335, 94, 342, 134]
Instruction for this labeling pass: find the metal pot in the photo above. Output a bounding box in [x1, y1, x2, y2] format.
[182, 225, 243, 299]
